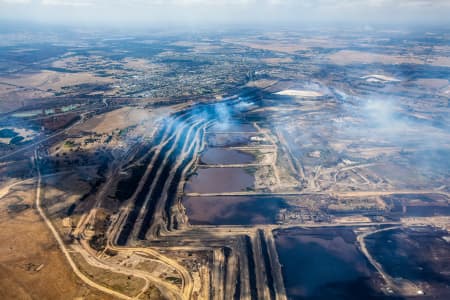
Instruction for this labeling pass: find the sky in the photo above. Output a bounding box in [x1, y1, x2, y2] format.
[1, 0, 450, 28]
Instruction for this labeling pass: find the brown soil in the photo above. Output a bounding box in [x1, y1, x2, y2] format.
[0, 188, 114, 300]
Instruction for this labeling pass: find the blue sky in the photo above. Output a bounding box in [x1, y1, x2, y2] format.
[1, 0, 449, 27]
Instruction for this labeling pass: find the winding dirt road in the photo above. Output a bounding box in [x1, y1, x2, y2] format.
[34, 150, 135, 300]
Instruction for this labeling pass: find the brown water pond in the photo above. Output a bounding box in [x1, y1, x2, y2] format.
[200, 148, 255, 165]
[183, 196, 289, 225]
[184, 167, 254, 193]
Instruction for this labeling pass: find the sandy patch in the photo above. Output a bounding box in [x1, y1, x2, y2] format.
[0, 83, 53, 113]
[246, 79, 278, 89]
[414, 78, 449, 89]
[0, 70, 114, 91]
[171, 41, 222, 53]
[298, 37, 347, 48]
[75, 106, 170, 134]
[428, 56, 450, 68]
[261, 57, 294, 64]
[51, 55, 90, 69]
[328, 50, 423, 65]
[122, 58, 166, 72]
[333, 216, 372, 223]
[222, 39, 309, 53]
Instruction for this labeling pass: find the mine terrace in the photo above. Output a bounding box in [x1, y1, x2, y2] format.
[0, 27, 449, 300]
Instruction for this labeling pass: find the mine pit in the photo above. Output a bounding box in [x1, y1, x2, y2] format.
[365, 227, 450, 298]
[274, 227, 385, 300]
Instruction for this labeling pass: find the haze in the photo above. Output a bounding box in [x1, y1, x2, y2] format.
[1, 0, 450, 299]
[1, 0, 450, 27]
